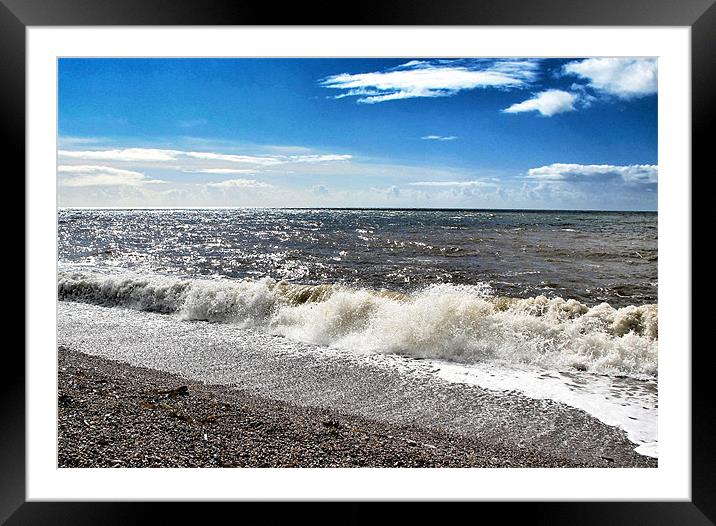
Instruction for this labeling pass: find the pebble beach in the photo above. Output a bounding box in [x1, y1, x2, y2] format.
[58, 346, 655, 469]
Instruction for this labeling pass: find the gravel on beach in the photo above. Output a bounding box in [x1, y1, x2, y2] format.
[57, 347, 637, 469]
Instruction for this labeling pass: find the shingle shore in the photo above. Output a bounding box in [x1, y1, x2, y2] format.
[58, 347, 625, 469]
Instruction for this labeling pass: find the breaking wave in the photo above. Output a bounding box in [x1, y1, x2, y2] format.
[58, 272, 658, 378]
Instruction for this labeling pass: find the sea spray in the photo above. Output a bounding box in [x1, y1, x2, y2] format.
[58, 272, 658, 378]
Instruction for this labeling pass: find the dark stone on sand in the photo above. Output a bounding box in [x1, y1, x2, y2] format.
[159, 385, 189, 398]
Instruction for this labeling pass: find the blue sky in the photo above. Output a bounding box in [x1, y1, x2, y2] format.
[58, 58, 657, 210]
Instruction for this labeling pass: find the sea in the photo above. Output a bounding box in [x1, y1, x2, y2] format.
[57, 208, 658, 457]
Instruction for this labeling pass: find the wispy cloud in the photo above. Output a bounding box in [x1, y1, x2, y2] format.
[421, 135, 459, 141]
[183, 151, 283, 166]
[408, 180, 496, 187]
[321, 59, 541, 104]
[526, 163, 658, 184]
[205, 178, 273, 189]
[370, 185, 402, 198]
[58, 148, 180, 162]
[58, 136, 112, 148]
[181, 168, 258, 175]
[286, 154, 353, 163]
[562, 58, 657, 99]
[58, 148, 352, 169]
[312, 184, 329, 196]
[58, 165, 166, 187]
[503, 90, 577, 117]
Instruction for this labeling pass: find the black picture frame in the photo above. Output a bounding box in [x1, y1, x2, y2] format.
[5, 0, 711, 521]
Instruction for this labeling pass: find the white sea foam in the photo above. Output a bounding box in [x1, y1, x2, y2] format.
[58, 272, 658, 378]
[433, 360, 658, 457]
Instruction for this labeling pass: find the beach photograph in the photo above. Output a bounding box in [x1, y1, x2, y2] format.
[56, 57, 658, 469]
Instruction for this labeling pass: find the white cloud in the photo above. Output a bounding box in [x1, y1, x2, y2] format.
[370, 185, 402, 198]
[421, 135, 459, 141]
[184, 151, 283, 166]
[503, 90, 577, 117]
[407, 180, 500, 199]
[408, 180, 496, 187]
[58, 147, 352, 169]
[58, 148, 180, 162]
[569, 83, 598, 107]
[321, 59, 540, 103]
[205, 178, 273, 189]
[526, 163, 658, 184]
[562, 58, 657, 99]
[287, 154, 352, 163]
[312, 184, 329, 195]
[58, 165, 165, 187]
[181, 168, 258, 174]
[58, 136, 111, 147]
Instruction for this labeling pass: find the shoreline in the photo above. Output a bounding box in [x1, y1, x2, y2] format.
[59, 348, 637, 468]
[57, 301, 657, 468]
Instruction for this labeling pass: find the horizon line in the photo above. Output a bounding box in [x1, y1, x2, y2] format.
[57, 206, 657, 213]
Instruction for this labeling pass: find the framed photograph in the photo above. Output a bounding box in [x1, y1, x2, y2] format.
[6, 0, 711, 520]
